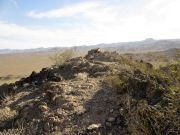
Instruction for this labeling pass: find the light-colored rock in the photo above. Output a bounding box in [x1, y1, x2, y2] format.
[87, 124, 101, 131]
[39, 105, 48, 112]
[13, 86, 18, 90]
[75, 72, 88, 81]
[119, 108, 124, 115]
[50, 131, 61, 135]
[75, 106, 86, 115]
[23, 83, 30, 88]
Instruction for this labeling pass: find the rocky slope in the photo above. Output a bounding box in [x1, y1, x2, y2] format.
[0, 49, 179, 135]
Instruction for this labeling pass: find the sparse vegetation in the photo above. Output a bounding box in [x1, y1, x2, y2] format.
[104, 55, 180, 134]
[49, 48, 74, 66]
[0, 49, 179, 135]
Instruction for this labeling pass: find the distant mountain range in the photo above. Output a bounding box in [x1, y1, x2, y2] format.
[0, 47, 65, 54]
[0, 38, 180, 54]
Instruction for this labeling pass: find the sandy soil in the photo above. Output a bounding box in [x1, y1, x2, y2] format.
[0, 52, 53, 84]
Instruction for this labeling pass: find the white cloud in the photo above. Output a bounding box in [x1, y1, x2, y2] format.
[27, 1, 100, 19]
[1, 0, 180, 49]
[0, 20, 112, 49]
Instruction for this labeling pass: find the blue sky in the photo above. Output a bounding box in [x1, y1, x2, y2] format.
[0, 0, 180, 49]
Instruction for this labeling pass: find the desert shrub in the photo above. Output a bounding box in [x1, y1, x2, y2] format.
[50, 49, 74, 66]
[104, 75, 127, 93]
[104, 58, 179, 135]
[131, 100, 179, 135]
[105, 75, 121, 89]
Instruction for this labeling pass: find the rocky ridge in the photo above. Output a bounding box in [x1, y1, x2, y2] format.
[0, 49, 179, 135]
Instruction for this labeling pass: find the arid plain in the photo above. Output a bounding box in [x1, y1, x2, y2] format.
[0, 52, 53, 85]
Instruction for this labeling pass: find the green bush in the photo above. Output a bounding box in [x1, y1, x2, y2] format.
[50, 49, 74, 66]
[104, 75, 126, 91]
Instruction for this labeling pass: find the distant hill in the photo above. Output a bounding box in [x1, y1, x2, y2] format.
[0, 38, 180, 54]
[124, 48, 180, 68]
[98, 38, 180, 53]
[0, 47, 65, 54]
